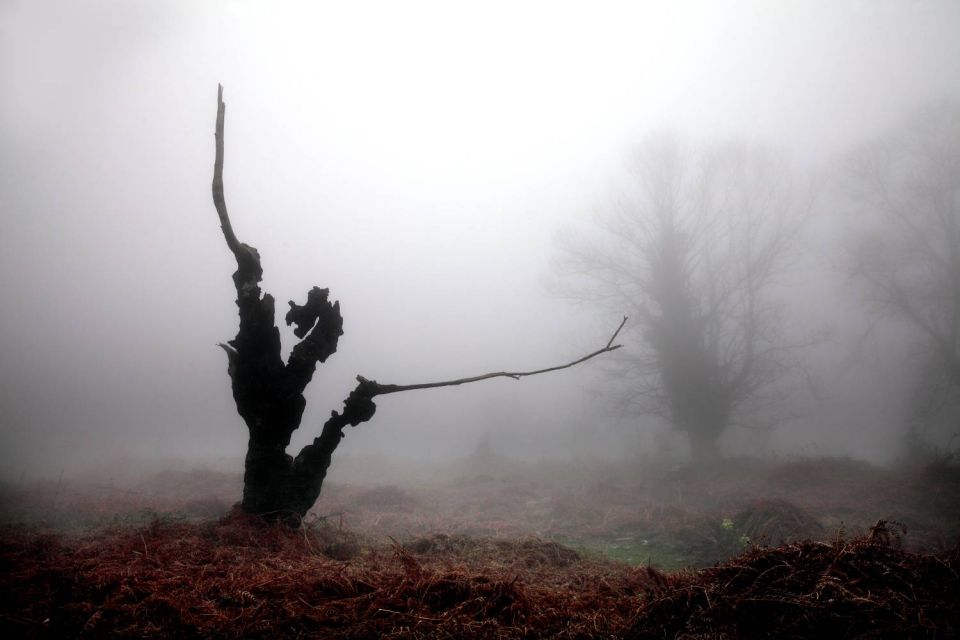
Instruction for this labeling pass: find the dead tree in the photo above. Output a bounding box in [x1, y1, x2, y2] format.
[211, 86, 625, 523]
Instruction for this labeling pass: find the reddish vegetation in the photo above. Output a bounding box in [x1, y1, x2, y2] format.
[1, 513, 957, 639]
[1, 457, 957, 637]
[0, 513, 648, 638]
[631, 525, 960, 638]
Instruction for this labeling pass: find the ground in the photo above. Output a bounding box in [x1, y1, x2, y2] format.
[1, 455, 958, 637]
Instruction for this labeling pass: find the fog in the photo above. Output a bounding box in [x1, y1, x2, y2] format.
[2, 0, 959, 481]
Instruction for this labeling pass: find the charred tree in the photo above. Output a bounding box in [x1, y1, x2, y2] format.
[211, 86, 624, 524]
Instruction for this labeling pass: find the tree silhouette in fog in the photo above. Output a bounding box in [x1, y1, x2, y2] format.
[843, 99, 960, 447]
[555, 135, 811, 461]
[210, 87, 624, 523]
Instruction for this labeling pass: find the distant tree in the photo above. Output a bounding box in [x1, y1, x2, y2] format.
[210, 86, 625, 524]
[555, 135, 810, 461]
[843, 99, 960, 443]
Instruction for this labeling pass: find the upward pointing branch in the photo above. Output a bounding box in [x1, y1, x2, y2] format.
[213, 84, 242, 256]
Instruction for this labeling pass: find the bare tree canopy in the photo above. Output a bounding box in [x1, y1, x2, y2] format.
[843, 99, 960, 441]
[212, 86, 623, 523]
[555, 135, 812, 461]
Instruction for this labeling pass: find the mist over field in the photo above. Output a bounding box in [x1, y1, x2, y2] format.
[3, 4, 960, 637]
[1, 0, 958, 479]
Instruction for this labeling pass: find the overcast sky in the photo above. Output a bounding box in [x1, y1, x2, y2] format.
[1, 0, 959, 478]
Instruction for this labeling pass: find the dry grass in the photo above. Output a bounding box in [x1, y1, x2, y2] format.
[0, 513, 957, 638]
[0, 513, 653, 638]
[1, 456, 958, 637]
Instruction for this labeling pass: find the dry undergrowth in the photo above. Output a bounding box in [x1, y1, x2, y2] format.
[1, 511, 957, 639]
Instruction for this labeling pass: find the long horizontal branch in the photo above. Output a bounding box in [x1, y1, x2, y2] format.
[362, 316, 628, 396]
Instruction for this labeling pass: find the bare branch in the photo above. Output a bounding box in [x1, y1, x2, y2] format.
[360, 318, 628, 396]
[606, 315, 628, 348]
[288, 321, 627, 518]
[213, 84, 242, 256]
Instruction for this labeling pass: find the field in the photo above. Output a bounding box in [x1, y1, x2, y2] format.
[1, 455, 958, 638]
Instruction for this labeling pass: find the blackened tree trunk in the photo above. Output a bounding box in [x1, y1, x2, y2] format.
[212, 86, 383, 523]
[211, 86, 624, 524]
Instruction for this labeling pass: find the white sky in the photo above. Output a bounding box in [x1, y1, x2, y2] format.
[1, 0, 959, 476]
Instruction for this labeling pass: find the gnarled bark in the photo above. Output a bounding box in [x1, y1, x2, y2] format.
[212, 85, 624, 524]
